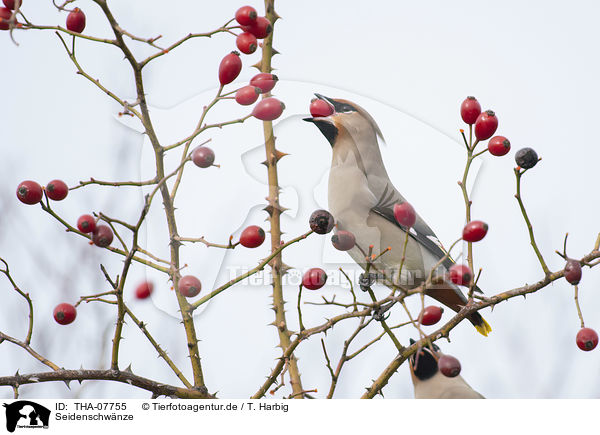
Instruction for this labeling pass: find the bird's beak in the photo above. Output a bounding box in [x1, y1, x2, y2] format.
[303, 93, 337, 123]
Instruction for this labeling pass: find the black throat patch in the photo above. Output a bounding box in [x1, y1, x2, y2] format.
[312, 120, 338, 146]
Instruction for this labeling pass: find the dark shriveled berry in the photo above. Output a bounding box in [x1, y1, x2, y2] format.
[309, 209, 334, 234]
[92, 225, 114, 248]
[331, 230, 355, 251]
[564, 259, 582, 285]
[515, 147, 538, 169]
[438, 354, 461, 377]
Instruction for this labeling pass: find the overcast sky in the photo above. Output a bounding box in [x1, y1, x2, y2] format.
[1, 0, 599, 399]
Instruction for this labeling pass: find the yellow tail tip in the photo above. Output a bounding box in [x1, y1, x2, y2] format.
[475, 318, 492, 337]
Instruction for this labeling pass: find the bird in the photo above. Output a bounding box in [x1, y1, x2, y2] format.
[304, 94, 491, 336]
[408, 339, 484, 399]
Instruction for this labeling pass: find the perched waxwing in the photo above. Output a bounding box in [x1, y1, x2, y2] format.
[304, 94, 492, 336]
[409, 339, 484, 399]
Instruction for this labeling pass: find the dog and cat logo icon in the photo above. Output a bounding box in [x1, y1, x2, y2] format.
[3, 401, 50, 432]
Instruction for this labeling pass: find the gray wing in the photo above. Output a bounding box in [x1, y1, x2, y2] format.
[372, 183, 455, 271]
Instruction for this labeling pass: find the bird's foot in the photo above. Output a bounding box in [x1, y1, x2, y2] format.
[372, 301, 395, 321]
[359, 272, 376, 292]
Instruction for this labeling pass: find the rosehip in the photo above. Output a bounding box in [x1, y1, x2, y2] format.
[234, 5, 257, 26]
[178, 275, 202, 298]
[252, 97, 285, 121]
[239, 225, 265, 248]
[235, 85, 261, 106]
[218, 51, 242, 85]
[420, 306, 443, 326]
[66, 8, 86, 33]
[309, 209, 334, 234]
[564, 259, 582, 285]
[0, 6, 13, 30]
[462, 220, 488, 242]
[250, 73, 278, 93]
[192, 147, 215, 168]
[576, 327, 598, 351]
[135, 281, 153, 299]
[488, 135, 511, 156]
[2, 0, 21, 10]
[92, 224, 113, 248]
[236, 32, 257, 54]
[438, 354, 461, 377]
[393, 202, 416, 228]
[310, 99, 334, 117]
[448, 264, 472, 286]
[77, 214, 96, 233]
[474, 110, 498, 141]
[53, 303, 77, 325]
[460, 96, 481, 125]
[302, 267, 327, 290]
[515, 147, 538, 169]
[46, 179, 69, 201]
[331, 230, 355, 251]
[241, 16, 272, 39]
[16, 180, 42, 205]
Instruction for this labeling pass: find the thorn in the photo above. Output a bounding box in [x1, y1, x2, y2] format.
[124, 364, 133, 373]
[271, 48, 280, 56]
[251, 60, 262, 71]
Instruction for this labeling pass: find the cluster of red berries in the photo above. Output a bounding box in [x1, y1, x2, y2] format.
[0, 0, 22, 30]
[216, 6, 284, 122]
[16, 180, 114, 247]
[462, 96, 540, 169]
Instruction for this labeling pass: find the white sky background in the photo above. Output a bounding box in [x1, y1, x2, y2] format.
[1, 0, 599, 399]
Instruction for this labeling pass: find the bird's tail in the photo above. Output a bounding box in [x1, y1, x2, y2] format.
[469, 312, 492, 337]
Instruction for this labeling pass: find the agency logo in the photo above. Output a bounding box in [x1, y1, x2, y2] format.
[2, 401, 50, 433]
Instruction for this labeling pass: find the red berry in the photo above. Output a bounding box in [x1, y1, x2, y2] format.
[235, 5, 257, 26]
[92, 225, 113, 248]
[462, 220, 488, 242]
[0, 6, 13, 30]
[239, 225, 265, 248]
[218, 51, 242, 85]
[2, 0, 21, 10]
[474, 110, 498, 141]
[331, 230, 355, 251]
[309, 209, 334, 234]
[241, 16, 272, 39]
[178, 275, 202, 298]
[135, 281, 153, 299]
[564, 259, 582, 285]
[192, 147, 215, 168]
[236, 32, 258, 54]
[576, 328, 598, 351]
[252, 97, 285, 121]
[16, 180, 42, 205]
[393, 202, 416, 228]
[53, 303, 77, 325]
[302, 268, 327, 290]
[310, 99, 334, 117]
[46, 179, 69, 201]
[235, 85, 261, 106]
[460, 96, 481, 125]
[250, 73, 278, 93]
[438, 354, 461, 377]
[448, 264, 472, 286]
[488, 135, 511, 156]
[420, 306, 444, 326]
[66, 8, 86, 33]
[77, 214, 96, 233]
